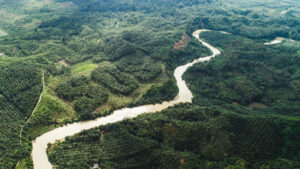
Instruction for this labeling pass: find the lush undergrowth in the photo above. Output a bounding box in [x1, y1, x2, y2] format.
[136, 80, 178, 105]
[47, 12, 300, 169]
[0, 0, 75, 34]
[0, 63, 42, 169]
[0, 0, 299, 168]
[185, 31, 300, 110]
[0, 0, 213, 167]
[56, 76, 109, 119]
[91, 65, 139, 95]
[48, 104, 300, 169]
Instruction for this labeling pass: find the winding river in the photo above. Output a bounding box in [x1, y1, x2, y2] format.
[32, 29, 221, 169]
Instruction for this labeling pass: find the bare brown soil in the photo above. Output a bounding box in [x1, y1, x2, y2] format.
[247, 102, 268, 109]
[173, 33, 191, 50]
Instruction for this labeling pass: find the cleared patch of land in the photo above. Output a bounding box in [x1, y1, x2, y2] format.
[247, 102, 269, 110]
[71, 61, 98, 76]
[0, 29, 8, 36]
[173, 33, 191, 50]
[264, 37, 285, 45]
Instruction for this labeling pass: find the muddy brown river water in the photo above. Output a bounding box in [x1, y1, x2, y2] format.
[32, 29, 221, 169]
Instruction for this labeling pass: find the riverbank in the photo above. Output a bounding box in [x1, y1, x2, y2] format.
[31, 29, 221, 169]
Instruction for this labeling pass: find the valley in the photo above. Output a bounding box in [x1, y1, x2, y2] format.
[0, 0, 299, 169]
[32, 29, 220, 168]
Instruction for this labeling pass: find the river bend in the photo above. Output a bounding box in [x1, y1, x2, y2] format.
[32, 29, 221, 169]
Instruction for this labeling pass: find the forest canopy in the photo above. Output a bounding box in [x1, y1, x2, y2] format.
[0, 0, 299, 168]
[0, 63, 42, 169]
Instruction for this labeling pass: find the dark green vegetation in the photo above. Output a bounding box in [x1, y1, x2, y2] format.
[116, 58, 162, 83]
[46, 62, 70, 76]
[0, 63, 42, 169]
[48, 104, 300, 169]
[186, 31, 300, 110]
[46, 0, 300, 167]
[187, 15, 300, 40]
[48, 31, 300, 168]
[0, 0, 212, 168]
[48, 129, 102, 169]
[56, 76, 109, 119]
[136, 80, 178, 105]
[91, 66, 139, 95]
[0, 0, 299, 168]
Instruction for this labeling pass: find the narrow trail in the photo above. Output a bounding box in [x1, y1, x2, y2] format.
[20, 71, 45, 144]
[15, 71, 45, 169]
[31, 29, 221, 169]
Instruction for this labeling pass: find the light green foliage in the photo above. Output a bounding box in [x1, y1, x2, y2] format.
[0, 0, 75, 33]
[46, 62, 70, 76]
[31, 93, 76, 125]
[70, 61, 97, 75]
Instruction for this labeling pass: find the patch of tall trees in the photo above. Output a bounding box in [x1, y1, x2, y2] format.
[48, 104, 300, 169]
[56, 76, 108, 119]
[91, 66, 139, 95]
[0, 63, 42, 169]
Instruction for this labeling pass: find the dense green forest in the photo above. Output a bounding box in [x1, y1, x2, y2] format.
[0, 0, 299, 168]
[91, 65, 139, 95]
[48, 104, 300, 169]
[56, 76, 109, 119]
[136, 80, 179, 105]
[0, 63, 42, 169]
[47, 27, 300, 169]
[185, 31, 300, 108]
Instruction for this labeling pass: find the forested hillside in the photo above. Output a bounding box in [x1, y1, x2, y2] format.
[0, 0, 75, 34]
[47, 27, 300, 169]
[0, 0, 213, 167]
[48, 104, 300, 169]
[186, 31, 300, 109]
[0, 0, 299, 168]
[0, 63, 42, 169]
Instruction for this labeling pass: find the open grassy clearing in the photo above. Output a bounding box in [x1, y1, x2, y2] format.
[70, 60, 97, 76]
[0, 29, 8, 36]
